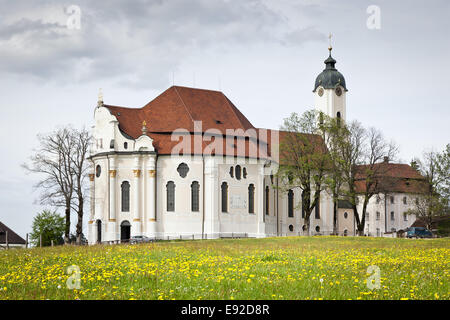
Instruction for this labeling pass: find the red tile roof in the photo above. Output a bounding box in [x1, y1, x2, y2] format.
[103, 86, 324, 161]
[105, 86, 271, 158]
[261, 128, 327, 165]
[106, 86, 254, 138]
[355, 162, 428, 194]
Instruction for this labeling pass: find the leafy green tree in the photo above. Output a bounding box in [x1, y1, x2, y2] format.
[320, 114, 347, 234]
[406, 145, 450, 230]
[277, 110, 330, 234]
[30, 210, 65, 247]
[333, 121, 397, 236]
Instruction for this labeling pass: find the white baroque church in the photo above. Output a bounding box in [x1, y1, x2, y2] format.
[87, 48, 423, 244]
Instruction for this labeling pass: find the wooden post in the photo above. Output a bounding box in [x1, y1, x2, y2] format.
[5, 231, 8, 249]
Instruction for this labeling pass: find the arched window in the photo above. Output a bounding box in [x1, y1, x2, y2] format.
[124, 142, 128, 149]
[390, 211, 395, 221]
[248, 184, 255, 214]
[301, 190, 305, 218]
[221, 182, 228, 212]
[344, 212, 348, 219]
[315, 196, 320, 219]
[343, 229, 348, 236]
[336, 112, 341, 126]
[376, 211, 380, 220]
[229, 167, 234, 178]
[403, 196, 407, 205]
[315, 226, 320, 233]
[288, 189, 294, 218]
[96, 220, 102, 243]
[121, 181, 130, 212]
[96, 165, 101, 178]
[243, 167, 247, 179]
[166, 181, 175, 212]
[319, 112, 324, 125]
[191, 181, 200, 212]
[390, 196, 395, 204]
[289, 225, 294, 232]
[265, 186, 270, 215]
[235, 165, 241, 180]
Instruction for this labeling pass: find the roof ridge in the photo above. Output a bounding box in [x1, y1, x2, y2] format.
[172, 85, 222, 93]
[222, 93, 251, 130]
[173, 86, 195, 124]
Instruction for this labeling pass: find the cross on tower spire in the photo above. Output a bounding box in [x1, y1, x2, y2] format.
[328, 33, 333, 52]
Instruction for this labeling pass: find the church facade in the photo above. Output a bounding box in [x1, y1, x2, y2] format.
[87, 49, 421, 244]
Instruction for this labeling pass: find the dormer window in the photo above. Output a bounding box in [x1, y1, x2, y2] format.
[215, 120, 223, 124]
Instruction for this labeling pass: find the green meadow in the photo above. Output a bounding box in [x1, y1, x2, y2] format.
[0, 236, 448, 300]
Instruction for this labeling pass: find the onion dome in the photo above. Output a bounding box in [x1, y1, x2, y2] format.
[313, 48, 347, 92]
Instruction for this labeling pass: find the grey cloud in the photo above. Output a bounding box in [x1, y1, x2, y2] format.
[0, 0, 324, 88]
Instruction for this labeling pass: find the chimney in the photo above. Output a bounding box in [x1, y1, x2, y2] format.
[383, 156, 389, 163]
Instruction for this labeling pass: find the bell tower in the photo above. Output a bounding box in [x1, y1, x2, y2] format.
[313, 36, 347, 122]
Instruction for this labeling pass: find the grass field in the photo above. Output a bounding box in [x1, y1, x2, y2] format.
[0, 236, 448, 300]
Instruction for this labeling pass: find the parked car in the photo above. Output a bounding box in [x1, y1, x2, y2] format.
[130, 235, 152, 244]
[406, 227, 432, 238]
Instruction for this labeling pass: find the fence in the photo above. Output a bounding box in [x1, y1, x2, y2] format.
[97, 230, 361, 245]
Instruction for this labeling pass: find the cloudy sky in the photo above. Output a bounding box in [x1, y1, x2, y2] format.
[1, 0, 449, 238]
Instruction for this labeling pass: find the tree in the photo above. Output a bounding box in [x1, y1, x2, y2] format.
[337, 123, 397, 236]
[23, 127, 75, 244]
[406, 145, 450, 230]
[277, 110, 330, 234]
[321, 115, 347, 235]
[23, 126, 92, 245]
[70, 128, 92, 245]
[30, 210, 65, 247]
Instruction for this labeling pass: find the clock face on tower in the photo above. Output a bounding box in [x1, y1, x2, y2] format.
[335, 87, 342, 96]
[318, 88, 324, 97]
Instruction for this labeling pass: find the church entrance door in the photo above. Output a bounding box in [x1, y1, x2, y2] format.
[121, 220, 131, 243]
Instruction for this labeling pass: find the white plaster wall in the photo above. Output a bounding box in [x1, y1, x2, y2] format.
[156, 155, 204, 237]
[314, 86, 346, 121]
[356, 193, 417, 236]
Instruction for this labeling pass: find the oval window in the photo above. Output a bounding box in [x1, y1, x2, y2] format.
[177, 163, 189, 178]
